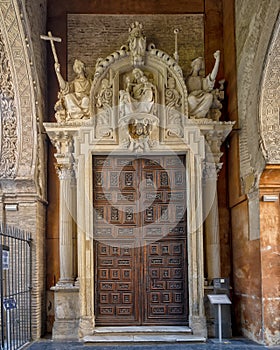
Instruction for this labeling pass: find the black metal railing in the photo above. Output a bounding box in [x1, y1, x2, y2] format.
[0, 225, 32, 350]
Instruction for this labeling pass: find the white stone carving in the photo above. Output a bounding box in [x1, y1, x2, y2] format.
[119, 68, 156, 116]
[55, 59, 92, 122]
[165, 75, 183, 137]
[120, 114, 159, 152]
[127, 118, 152, 151]
[0, 0, 45, 183]
[95, 77, 113, 138]
[43, 21, 235, 341]
[94, 48, 128, 79]
[148, 45, 183, 77]
[128, 21, 146, 66]
[260, 16, 280, 164]
[0, 30, 17, 178]
[187, 50, 223, 119]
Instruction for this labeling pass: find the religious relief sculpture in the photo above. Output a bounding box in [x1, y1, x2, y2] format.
[95, 78, 113, 138]
[186, 50, 223, 120]
[54, 59, 91, 121]
[119, 68, 156, 116]
[127, 118, 152, 152]
[128, 21, 146, 66]
[41, 32, 92, 122]
[165, 75, 183, 137]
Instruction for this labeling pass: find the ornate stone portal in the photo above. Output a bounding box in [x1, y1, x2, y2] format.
[44, 23, 234, 340]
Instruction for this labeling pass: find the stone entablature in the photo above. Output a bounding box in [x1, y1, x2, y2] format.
[43, 22, 234, 340]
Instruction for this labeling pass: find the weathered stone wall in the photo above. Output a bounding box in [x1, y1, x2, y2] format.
[259, 168, 280, 346]
[235, 0, 279, 194]
[232, 0, 280, 345]
[25, 0, 47, 123]
[0, 0, 48, 339]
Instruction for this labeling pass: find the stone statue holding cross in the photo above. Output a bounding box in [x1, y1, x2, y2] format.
[41, 32, 91, 122]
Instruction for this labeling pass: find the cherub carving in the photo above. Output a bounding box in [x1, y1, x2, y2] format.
[127, 118, 152, 151]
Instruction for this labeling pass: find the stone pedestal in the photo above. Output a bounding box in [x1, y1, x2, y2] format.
[51, 285, 80, 340]
[189, 315, 207, 338]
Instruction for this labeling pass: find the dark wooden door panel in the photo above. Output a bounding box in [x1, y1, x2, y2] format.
[143, 238, 188, 324]
[93, 155, 188, 326]
[95, 241, 141, 325]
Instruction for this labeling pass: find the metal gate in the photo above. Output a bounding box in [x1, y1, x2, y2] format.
[0, 225, 32, 350]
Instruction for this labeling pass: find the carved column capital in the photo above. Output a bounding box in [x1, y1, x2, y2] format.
[55, 163, 75, 181]
[203, 161, 222, 181]
[195, 120, 235, 175]
[44, 127, 78, 182]
[49, 131, 74, 156]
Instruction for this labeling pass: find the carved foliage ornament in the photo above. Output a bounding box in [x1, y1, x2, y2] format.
[260, 17, 280, 163]
[0, 30, 17, 178]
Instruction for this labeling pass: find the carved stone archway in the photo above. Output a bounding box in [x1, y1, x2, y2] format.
[0, 0, 47, 339]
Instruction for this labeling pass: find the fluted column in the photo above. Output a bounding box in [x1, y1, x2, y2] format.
[200, 124, 234, 281]
[45, 129, 80, 340]
[56, 162, 75, 284]
[203, 161, 222, 280]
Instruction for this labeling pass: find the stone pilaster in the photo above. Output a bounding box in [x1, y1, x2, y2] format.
[55, 162, 75, 284]
[198, 121, 235, 281]
[45, 129, 80, 340]
[203, 161, 222, 280]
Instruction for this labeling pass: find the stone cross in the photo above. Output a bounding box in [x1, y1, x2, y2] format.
[40, 31, 62, 63]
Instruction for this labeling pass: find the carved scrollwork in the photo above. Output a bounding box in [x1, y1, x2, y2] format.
[0, 30, 17, 178]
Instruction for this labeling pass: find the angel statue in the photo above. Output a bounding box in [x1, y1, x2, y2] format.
[186, 50, 221, 119]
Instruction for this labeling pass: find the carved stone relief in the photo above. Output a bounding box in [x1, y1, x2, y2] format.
[259, 16, 280, 164]
[44, 20, 234, 341]
[0, 0, 45, 187]
[0, 29, 17, 178]
[165, 74, 183, 137]
[236, 0, 279, 192]
[95, 76, 113, 138]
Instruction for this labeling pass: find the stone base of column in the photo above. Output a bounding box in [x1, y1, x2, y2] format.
[79, 316, 94, 338]
[189, 315, 207, 338]
[51, 285, 80, 340]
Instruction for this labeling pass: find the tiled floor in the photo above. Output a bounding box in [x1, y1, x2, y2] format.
[25, 338, 280, 350]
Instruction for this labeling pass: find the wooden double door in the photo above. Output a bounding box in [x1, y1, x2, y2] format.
[93, 155, 188, 326]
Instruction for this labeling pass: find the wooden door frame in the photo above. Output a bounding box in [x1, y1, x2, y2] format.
[73, 129, 206, 337]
